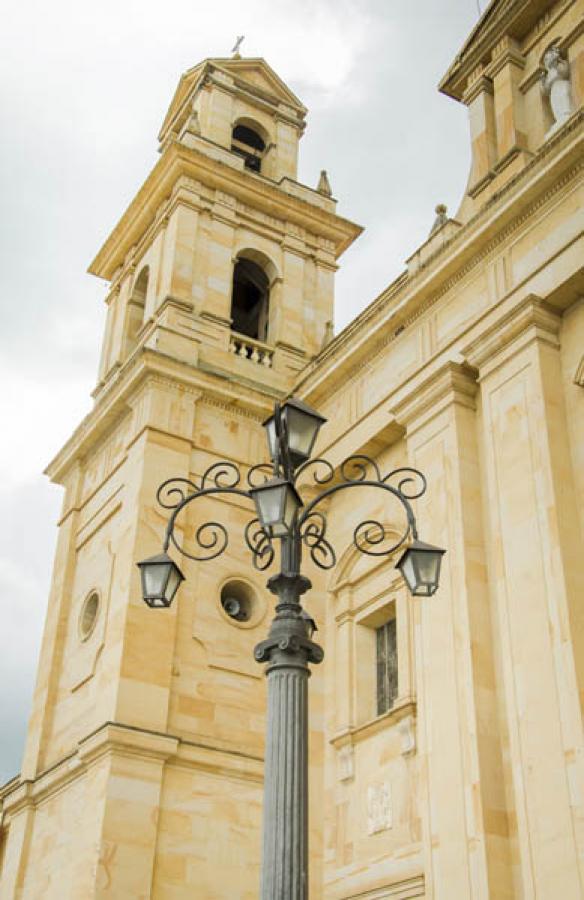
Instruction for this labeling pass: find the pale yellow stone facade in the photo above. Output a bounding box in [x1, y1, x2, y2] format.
[1, 1, 583, 897]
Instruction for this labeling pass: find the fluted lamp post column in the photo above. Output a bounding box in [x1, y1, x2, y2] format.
[138, 397, 445, 899]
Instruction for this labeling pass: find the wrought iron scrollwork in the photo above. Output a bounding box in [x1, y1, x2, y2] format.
[247, 463, 275, 488]
[296, 455, 426, 564]
[157, 454, 427, 574]
[245, 518, 275, 571]
[159, 469, 265, 566]
[157, 477, 200, 509]
[300, 511, 336, 570]
[293, 457, 335, 486]
[382, 466, 427, 499]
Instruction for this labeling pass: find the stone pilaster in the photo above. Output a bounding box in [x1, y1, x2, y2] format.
[487, 37, 529, 170]
[463, 66, 497, 195]
[463, 294, 584, 897]
[391, 360, 513, 899]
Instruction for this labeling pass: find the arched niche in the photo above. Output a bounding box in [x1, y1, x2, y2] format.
[231, 118, 269, 173]
[123, 265, 149, 358]
[230, 250, 277, 343]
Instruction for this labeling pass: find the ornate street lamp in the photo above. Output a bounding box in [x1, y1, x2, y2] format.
[396, 538, 445, 596]
[137, 552, 184, 608]
[137, 398, 445, 899]
[263, 397, 326, 472]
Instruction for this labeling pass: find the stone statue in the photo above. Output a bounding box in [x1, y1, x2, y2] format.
[317, 170, 332, 197]
[429, 203, 448, 236]
[541, 44, 573, 134]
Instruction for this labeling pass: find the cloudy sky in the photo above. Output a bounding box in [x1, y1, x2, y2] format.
[0, 0, 478, 782]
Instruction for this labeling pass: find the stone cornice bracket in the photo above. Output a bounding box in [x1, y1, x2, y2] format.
[390, 360, 479, 437]
[462, 293, 561, 376]
[462, 72, 494, 106]
[486, 35, 526, 80]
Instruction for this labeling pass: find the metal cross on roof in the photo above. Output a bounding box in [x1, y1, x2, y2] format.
[231, 35, 245, 55]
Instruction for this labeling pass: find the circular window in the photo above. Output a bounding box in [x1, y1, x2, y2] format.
[79, 591, 99, 640]
[220, 580, 257, 624]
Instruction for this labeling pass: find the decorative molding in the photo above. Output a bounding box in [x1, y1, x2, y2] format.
[338, 743, 355, 782]
[390, 360, 479, 433]
[0, 722, 265, 823]
[89, 142, 361, 281]
[462, 293, 561, 373]
[398, 712, 416, 757]
[330, 699, 416, 750]
[367, 782, 392, 834]
[197, 394, 268, 423]
[298, 117, 583, 397]
[339, 875, 425, 899]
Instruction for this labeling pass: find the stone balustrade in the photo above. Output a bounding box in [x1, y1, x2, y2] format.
[229, 333, 274, 367]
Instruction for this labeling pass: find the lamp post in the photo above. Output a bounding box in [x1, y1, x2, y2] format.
[138, 397, 445, 899]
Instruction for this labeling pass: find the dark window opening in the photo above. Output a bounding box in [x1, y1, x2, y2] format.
[231, 124, 266, 173]
[376, 618, 398, 716]
[230, 258, 270, 342]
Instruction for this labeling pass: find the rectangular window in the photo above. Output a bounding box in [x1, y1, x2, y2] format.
[376, 618, 398, 715]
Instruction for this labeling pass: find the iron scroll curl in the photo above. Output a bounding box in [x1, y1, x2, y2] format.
[295, 458, 427, 570]
[157, 457, 427, 573]
[158, 469, 274, 568]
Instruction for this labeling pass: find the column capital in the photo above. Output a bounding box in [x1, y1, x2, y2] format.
[462, 294, 560, 376]
[463, 73, 494, 106]
[390, 360, 478, 436]
[486, 35, 526, 80]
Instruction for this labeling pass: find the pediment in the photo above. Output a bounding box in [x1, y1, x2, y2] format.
[439, 0, 551, 100]
[159, 57, 305, 143]
[220, 57, 305, 110]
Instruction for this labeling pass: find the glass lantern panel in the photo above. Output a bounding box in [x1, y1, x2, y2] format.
[285, 407, 318, 458]
[399, 552, 417, 592]
[265, 417, 277, 462]
[166, 565, 182, 601]
[417, 551, 441, 587]
[143, 563, 170, 598]
[258, 484, 285, 527]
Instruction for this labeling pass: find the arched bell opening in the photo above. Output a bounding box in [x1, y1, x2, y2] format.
[230, 257, 270, 343]
[231, 121, 266, 173]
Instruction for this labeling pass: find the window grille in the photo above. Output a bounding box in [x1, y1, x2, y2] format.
[376, 618, 398, 715]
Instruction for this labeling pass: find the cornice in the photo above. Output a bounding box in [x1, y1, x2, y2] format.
[438, 0, 565, 101]
[89, 142, 362, 280]
[0, 722, 264, 822]
[294, 111, 583, 402]
[390, 360, 479, 434]
[159, 57, 306, 145]
[45, 347, 277, 483]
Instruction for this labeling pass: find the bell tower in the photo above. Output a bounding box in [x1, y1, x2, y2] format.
[0, 57, 360, 898]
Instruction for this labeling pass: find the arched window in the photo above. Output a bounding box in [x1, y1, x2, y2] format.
[230, 258, 270, 342]
[231, 122, 266, 173]
[123, 266, 149, 358]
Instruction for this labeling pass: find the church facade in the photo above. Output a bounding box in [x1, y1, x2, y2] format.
[1, 0, 583, 897]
